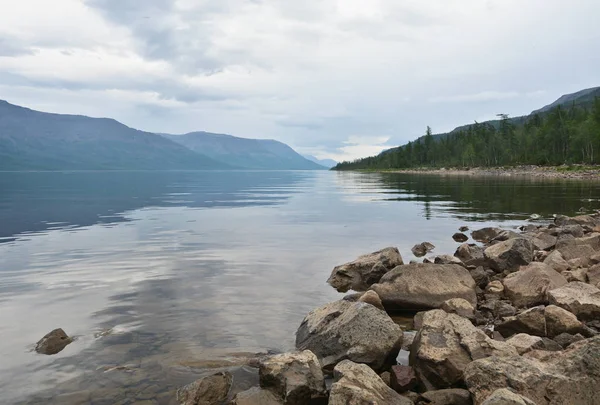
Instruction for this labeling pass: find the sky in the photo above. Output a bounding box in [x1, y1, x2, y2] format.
[0, 0, 599, 162]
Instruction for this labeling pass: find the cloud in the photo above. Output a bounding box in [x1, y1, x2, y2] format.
[0, 0, 599, 158]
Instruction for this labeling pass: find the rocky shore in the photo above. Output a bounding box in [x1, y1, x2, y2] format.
[175, 213, 600, 405]
[377, 165, 600, 180]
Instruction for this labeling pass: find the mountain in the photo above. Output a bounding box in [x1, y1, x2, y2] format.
[334, 86, 600, 170]
[303, 155, 337, 168]
[164, 132, 325, 170]
[0, 100, 229, 170]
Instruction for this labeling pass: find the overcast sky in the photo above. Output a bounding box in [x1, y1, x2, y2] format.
[1, 0, 599, 161]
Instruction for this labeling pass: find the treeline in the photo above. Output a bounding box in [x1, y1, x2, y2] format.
[334, 98, 600, 170]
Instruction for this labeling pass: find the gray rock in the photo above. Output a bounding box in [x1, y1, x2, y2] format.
[259, 350, 326, 404]
[553, 332, 585, 349]
[434, 254, 465, 266]
[410, 310, 517, 391]
[481, 389, 536, 405]
[563, 268, 589, 282]
[295, 299, 402, 372]
[543, 250, 570, 273]
[329, 360, 413, 405]
[469, 266, 490, 289]
[505, 334, 544, 355]
[544, 304, 585, 338]
[35, 328, 73, 355]
[420, 388, 473, 405]
[176, 372, 232, 405]
[472, 227, 505, 243]
[465, 336, 600, 405]
[453, 233, 469, 243]
[230, 387, 283, 405]
[530, 232, 557, 251]
[502, 263, 567, 308]
[484, 238, 534, 272]
[555, 214, 600, 228]
[496, 306, 546, 338]
[547, 281, 600, 321]
[455, 244, 486, 267]
[412, 242, 435, 257]
[327, 247, 404, 292]
[460, 226, 470, 232]
[587, 264, 600, 285]
[370, 264, 477, 311]
[441, 298, 475, 320]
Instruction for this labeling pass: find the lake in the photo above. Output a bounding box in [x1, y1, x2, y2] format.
[1, 170, 599, 404]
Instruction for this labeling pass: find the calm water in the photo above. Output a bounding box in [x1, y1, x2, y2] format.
[1, 170, 599, 404]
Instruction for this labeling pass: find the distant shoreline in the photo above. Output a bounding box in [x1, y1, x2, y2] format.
[341, 165, 600, 180]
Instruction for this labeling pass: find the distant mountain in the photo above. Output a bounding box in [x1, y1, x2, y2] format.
[0, 100, 229, 170]
[303, 155, 337, 168]
[532, 86, 600, 114]
[164, 132, 325, 170]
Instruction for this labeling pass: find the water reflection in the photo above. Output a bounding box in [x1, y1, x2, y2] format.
[1, 171, 600, 404]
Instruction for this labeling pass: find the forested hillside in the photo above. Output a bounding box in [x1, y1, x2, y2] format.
[334, 90, 600, 170]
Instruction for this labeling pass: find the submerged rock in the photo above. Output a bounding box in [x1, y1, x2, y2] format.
[410, 310, 517, 391]
[412, 242, 435, 257]
[370, 263, 477, 311]
[35, 328, 73, 355]
[259, 350, 326, 404]
[327, 247, 403, 292]
[176, 372, 232, 405]
[453, 233, 469, 243]
[329, 360, 413, 405]
[295, 299, 402, 372]
[464, 336, 600, 405]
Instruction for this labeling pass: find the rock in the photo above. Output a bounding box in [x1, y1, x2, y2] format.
[587, 264, 600, 285]
[230, 387, 284, 405]
[557, 243, 596, 268]
[455, 244, 486, 267]
[176, 372, 232, 405]
[460, 226, 470, 232]
[327, 247, 404, 292]
[492, 301, 517, 319]
[496, 306, 546, 338]
[358, 290, 385, 310]
[470, 266, 490, 289]
[555, 214, 600, 228]
[553, 332, 585, 349]
[34, 328, 73, 355]
[544, 305, 585, 337]
[472, 227, 505, 243]
[295, 299, 402, 372]
[530, 232, 557, 251]
[453, 233, 469, 243]
[329, 360, 413, 405]
[539, 337, 563, 352]
[547, 281, 600, 321]
[493, 230, 522, 242]
[563, 268, 588, 282]
[434, 254, 464, 266]
[379, 371, 391, 387]
[410, 310, 518, 390]
[259, 350, 326, 403]
[485, 281, 504, 296]
[464, 336, 600, 405]
[502, 263, 567, 308]
[484, 238, 534, 272]
[591, 253, 600, 265]
[555, 224, 585, 238]
[441, 298, 475, 320]
[505, 334, 544, 355]
[401, 331, 416, 351]
[370, 264, 477, 311]
[390, 365, 417, 393]
[481, 389, 536, 405]
[543, 250, 570, 273]
[420, 389, 473, 405]
[412, 242, 435, 257]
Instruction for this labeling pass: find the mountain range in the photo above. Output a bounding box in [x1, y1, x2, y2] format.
[0, 100, 325, 171]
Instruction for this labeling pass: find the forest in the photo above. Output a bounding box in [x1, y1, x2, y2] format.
[334, 97, 600, 170]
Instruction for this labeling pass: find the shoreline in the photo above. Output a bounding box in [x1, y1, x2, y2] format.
[349, 165, 600, 180]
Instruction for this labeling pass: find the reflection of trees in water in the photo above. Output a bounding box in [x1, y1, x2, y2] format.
[0, 171, 309, 242]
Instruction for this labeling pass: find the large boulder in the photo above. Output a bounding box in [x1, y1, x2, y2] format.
[502, 263, 567, 308]
[481, 389, 536, 405]
[35, 328, 73, 355]
[547, 282, 600, 321]
[464, 336, 600, 405]
[410, 310, 518, 391]
[370, 264, 477, 311]
[259, 350, 326, 404]
[327, 247, 403, 292]
[543, 250, 570, 273]
[176, 372, 232, 405]
[230, 387, 283, 405]
[295, 299, 402, 372]
[329, 360, 413, 405]
[472, 227, 506, 243]
[530, 232, 557, 251]
[455, 244, 486, 267]
[484, 238, 534, 272]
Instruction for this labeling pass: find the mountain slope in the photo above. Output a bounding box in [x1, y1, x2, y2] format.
[0, 100, 229, 170]
[532, 86, 600, 114]
[303, 155, 337, 168]
[164, 132, 325, 170]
